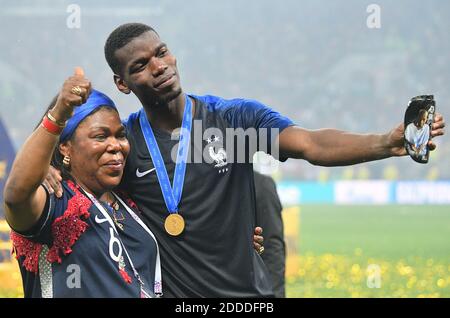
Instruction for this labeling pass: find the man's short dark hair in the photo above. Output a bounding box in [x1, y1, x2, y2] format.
[104, 23, 157, 75]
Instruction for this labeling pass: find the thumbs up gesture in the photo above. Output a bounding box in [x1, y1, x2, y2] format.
[53, 67, 92, 121]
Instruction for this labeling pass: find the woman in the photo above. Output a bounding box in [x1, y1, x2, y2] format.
[4, 67, 162, 297]
[4, 68, 264, 298]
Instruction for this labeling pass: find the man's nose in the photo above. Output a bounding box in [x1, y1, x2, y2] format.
[151, 58, 168, 77]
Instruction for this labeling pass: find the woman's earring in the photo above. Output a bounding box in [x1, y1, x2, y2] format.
[63, 155, 71, 169]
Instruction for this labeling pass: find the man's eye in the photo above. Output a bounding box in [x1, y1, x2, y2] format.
[133, 65, 144, 73]
[159, 49, 167, 57]
[94, 135, 106, 141]
[132, 63, 146, 73]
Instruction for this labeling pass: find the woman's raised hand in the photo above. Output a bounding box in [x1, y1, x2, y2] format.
[52, 67, 92, 121]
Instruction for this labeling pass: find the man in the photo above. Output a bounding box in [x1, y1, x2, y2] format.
[103, 23, 445, 297]
[254, 171, 285, 298]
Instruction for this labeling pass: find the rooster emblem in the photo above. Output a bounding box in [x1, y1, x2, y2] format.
[207, 135, 228, 168]
[208, 146, 227, 167]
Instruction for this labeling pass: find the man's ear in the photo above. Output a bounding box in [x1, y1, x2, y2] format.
[114, 74, 131, 94]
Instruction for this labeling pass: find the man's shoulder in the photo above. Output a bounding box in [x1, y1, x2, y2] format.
[122, 110, 141, 129]
[122, 110, 144, 144]
[190, 93, 263, 112]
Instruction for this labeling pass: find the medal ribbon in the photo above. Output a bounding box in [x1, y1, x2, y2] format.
[139, 94, 192, 215]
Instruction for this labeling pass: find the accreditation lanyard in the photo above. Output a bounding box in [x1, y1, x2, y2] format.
[82, 188, 163, 297]
[138, 94, 192, 215]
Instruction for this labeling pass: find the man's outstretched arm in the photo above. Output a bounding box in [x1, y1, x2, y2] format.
[277, 114, 445, 166]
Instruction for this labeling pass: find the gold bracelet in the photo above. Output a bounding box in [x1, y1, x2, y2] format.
[47, 111, 66, 127]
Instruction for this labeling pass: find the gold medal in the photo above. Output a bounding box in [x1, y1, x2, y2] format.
[164, 214, 185, 236]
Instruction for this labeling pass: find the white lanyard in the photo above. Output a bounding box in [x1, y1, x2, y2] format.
[112, 192, 163, 295]
[81, 188, 163, 297]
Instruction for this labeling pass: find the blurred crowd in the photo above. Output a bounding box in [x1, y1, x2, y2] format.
[0, 0, 449, 181]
